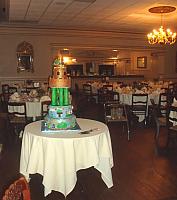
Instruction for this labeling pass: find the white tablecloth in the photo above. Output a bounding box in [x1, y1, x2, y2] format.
[20, 118, 114, 197]
[8, 101, 41, 120]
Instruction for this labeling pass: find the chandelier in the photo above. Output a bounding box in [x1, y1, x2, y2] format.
[147, 6, 176, 45]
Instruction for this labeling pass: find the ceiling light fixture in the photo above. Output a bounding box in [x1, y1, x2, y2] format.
[147, 6, 176, 45]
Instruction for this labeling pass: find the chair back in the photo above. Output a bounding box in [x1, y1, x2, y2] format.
[98, 87, 115, 104]
[104, 101, 126, 120]
[41, 100, 51, 119]
[2, 176, 31, 200]
[2, 84, 10, 103]
[158, 92, 169, 116]
[103, 84, 113, 91]
[2, 84, 9, 94]
[150, 98, 163, 123]
[131, 93, 148, 123]
[104, 101, 130, 140]
[83, 84, 92, 95]
[132, 93, 148, 107]
[8, 102, 26, 117]
[167, 105, 177, 129]
[7, 102, 27, 122]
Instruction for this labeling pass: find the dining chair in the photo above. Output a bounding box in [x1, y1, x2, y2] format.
[7, 102, 27, 141]
[83, 83, 92, 95]
[83, 83, 97, 102]
[2, 176, 31, 200]
[131, 93, 148, 126]
[41, 100, 51, 119]
[166, 105, 177, 149]
[158, 92, 169, 116]
[1, 84, 10, 110]
[103, 84, 113, 91]
[97, 87, 115, 104]
[150, 98, 167, 151]
[104, 101, 130, 140]
[2, 84, 9, 95]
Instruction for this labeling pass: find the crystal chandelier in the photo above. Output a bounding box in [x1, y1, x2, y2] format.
[147, 6, 176, 45]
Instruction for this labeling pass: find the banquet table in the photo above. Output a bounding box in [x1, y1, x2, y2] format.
[20, 118, 114, 197]
[8, 101, 41, 121]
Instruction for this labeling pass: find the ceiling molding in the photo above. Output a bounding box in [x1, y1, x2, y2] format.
[0, 26, 145, 38]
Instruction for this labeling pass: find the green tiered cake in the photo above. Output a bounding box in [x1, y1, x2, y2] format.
[43, 57, 76, 130]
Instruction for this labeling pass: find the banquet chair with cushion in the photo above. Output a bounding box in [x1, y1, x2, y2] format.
[166, 105, 177, 149]
[131, 93, 148, 126]
[2, 176, 31, 200]
[7, 102, 27, 141]
[104, 101, 130, 140]
[41, 100, 51, 119]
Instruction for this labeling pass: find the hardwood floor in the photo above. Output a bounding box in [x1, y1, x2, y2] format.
[0, 100, 177, 200]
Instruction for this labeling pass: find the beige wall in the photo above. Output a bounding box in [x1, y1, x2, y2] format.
[0, 27, 176, 82]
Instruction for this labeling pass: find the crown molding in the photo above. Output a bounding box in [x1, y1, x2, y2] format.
[0, 26, 145, 39]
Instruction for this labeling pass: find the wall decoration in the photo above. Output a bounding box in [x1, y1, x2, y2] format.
[137, 56, 147, 69]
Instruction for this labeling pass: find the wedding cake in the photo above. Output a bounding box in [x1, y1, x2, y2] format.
[43, 57, 76, 130]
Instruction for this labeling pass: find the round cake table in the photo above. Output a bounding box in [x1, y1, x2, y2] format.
[20, 118, 114, 197]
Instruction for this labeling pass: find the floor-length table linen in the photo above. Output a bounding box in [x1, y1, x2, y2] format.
[20, 118, 113, 197]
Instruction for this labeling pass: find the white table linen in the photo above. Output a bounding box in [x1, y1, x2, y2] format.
[25, 102, 41, 118]
[8, 101, 41, 120]
[20, 118, 113, 197]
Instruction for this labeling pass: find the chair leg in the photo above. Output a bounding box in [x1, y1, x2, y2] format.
[155, 123, 160, 143]
[126, 121, 130, 141]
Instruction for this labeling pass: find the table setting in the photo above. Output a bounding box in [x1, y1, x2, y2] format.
[8, 90, 51, 121]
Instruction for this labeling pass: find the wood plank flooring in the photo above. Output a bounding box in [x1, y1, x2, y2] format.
[0, 99, 177, 200]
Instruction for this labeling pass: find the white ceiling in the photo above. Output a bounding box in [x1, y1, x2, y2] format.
[1, 0, 176, 33]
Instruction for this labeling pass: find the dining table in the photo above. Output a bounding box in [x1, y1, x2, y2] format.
[8, 93, 51, 121]
[20, 118, 114, 197]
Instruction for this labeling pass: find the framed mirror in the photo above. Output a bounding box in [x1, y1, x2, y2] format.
[16, 41, 34, 73]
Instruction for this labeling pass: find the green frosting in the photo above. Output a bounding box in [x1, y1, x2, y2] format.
[53, 57, 63, 66]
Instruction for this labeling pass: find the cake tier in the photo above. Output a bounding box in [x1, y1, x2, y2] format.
[44, 114, 76, 130]
[48, 105, 73, 119]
